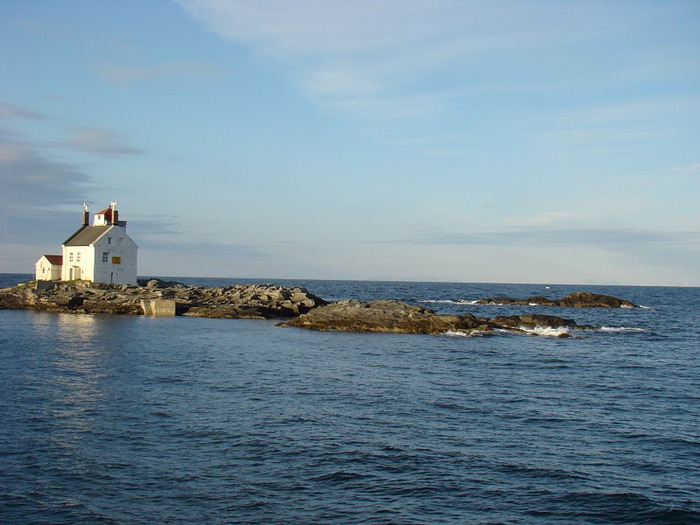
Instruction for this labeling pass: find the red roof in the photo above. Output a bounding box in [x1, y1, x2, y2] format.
[96, 207, 113, 220]
[44, 255, 63, 265]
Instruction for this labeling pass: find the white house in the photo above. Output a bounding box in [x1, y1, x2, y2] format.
[35, 202, 138, 285]
[35, 254, 63, 281]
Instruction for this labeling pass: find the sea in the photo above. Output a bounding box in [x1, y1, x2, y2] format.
[1, 273, 698, 524]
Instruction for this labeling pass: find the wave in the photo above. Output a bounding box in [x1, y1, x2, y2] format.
[485, 327, 575, 338]
[444, 325, 646, 338]
[421, 299, 478, 305]
[595, 326, 647, 333]
[423, 299, 654, 309]
[520, 325, 572, 337]
[443, 329, 489, 337]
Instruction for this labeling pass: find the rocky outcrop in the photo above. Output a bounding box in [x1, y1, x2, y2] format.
[475, 291, 636, 308]
[0, 280, 326, 319]
[280, 300, 589, 336]
[0, 280, 600, 336]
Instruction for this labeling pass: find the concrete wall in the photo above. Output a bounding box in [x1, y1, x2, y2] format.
[140, 299, 176, 316]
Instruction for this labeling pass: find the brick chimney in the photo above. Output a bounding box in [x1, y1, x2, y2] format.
[110, 201, 119, 225]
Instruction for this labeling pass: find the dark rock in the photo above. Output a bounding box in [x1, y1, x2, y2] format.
[280, 300, 463, 334]
[476, 291, 636, 308]
[281, 300, 587, 336]
[558, 291, 636, 308]
[489, 314, 577, 329]
[138, 278, 187, 289]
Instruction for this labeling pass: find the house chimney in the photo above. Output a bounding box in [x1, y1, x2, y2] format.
[82, 203, 90, 226]
[110, 201, 119, 225]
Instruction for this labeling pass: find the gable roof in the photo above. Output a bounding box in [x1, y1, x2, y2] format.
[41, 255, 63, 265]
[63, 225, 113, 246]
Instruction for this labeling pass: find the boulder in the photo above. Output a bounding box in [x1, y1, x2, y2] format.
[558, 292, 636, 308]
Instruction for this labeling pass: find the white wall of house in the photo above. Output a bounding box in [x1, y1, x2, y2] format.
[61, 246, 95, 281]
[35, 257, 62, 281]
[92, 229, 138, 285]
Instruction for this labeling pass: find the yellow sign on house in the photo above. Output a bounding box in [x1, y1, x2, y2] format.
[112, 256, 122, 264]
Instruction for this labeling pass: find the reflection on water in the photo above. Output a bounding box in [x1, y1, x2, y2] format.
[33, 314, 108, 448]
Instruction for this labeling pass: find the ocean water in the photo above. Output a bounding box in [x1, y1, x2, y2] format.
[1, 273, 699, 524]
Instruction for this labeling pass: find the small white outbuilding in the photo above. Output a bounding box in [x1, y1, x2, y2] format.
[35, 254, 63, 281]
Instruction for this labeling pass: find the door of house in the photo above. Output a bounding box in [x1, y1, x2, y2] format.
[70, 266, 81, 280]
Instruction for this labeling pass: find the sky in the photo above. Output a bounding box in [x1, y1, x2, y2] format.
[1, 0, 699, 285]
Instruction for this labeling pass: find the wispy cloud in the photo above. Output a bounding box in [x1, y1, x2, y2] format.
[175, 0, 677, 123]
[0, 103, 55, 121]
[100, 61, 225, 87]
[0, 137, 90, 204]
[671, 162, 700, 174]
[0, 133, 93, 243]
[175, 1, 581, 114]
[397, 226, 700, 251]
[55, 127, 145, 157]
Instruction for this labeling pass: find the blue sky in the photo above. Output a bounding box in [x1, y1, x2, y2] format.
[1, 0, 698, 285]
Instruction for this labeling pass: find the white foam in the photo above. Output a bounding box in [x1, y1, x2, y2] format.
[598, 326, 647, 333]
[443, 329, 489, 337]
[420, 299, 478, 305]
[520, 325, 571, 337]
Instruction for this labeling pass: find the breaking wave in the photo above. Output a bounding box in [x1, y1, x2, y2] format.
[597, 326, 648, 333]
[421, 299, 478, 305]
[443, 329, 489, 337]
[520, 325, 572, 337]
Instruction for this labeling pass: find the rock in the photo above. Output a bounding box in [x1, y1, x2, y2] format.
[280, 300, 587, 336]
[281, 300, 463, 334]
[489, 314, 577, 329]
[138, 278, 187, 289]
[558, 292, 636, 308]
[475, 291, 636, 308]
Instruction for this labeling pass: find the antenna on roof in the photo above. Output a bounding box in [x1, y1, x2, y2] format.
[82, 202, 90, 226]
[110, 201, 119, 225]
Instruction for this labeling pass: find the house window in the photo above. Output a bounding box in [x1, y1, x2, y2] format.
[76, 253, 81, 262]
[108, 237, 112, 244]
[102, 252, 109, 263]
[69, 252, 74, 262]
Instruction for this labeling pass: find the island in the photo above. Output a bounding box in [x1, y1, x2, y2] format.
[0, 279, 612, 337]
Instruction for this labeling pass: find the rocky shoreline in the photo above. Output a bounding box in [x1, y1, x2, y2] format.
[0, 279, 326, 319]
[1, 280, 634, 337]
